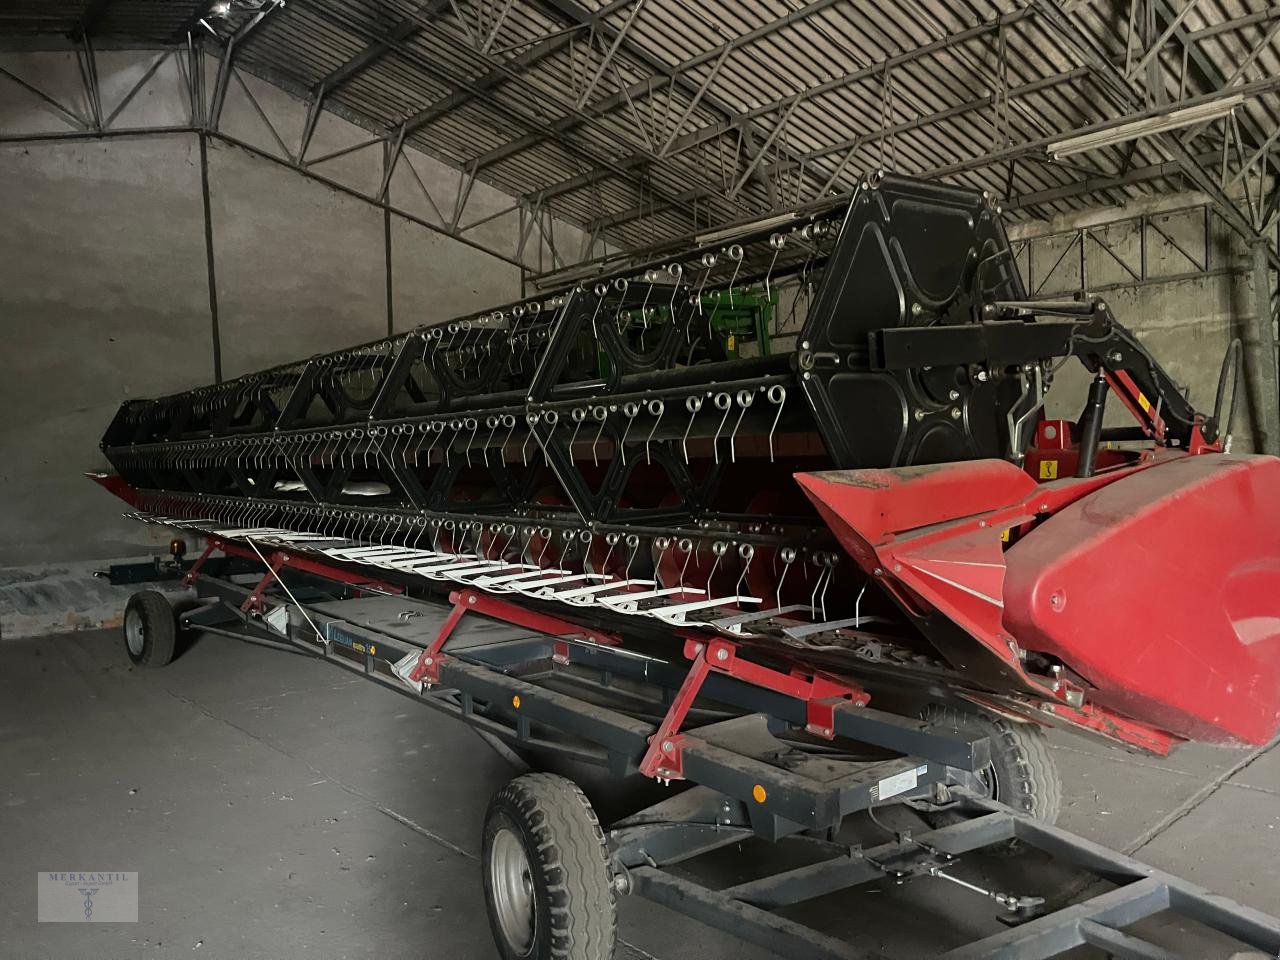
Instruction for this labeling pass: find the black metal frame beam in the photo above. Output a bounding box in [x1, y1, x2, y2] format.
[531, 0, 749, 136]
[397, 30, 574, 137]
[327, 0, 631, 141]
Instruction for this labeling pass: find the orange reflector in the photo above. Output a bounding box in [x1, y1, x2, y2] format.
[752, 784, 767, 804]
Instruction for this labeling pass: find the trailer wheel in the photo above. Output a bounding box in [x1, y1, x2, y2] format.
[482, 773, 616, 960]
[123, 591, 178, 668]
[923, 705, 1062, 824]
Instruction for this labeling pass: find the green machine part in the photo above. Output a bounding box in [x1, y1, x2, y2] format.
[592, 286, 778, 376]
[701, 287, 776, 359]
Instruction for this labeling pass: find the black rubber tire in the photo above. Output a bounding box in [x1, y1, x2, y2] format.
[481, 773, 616, 960]
[122, 591, 178, 668]
[922, 705, 1062, 824]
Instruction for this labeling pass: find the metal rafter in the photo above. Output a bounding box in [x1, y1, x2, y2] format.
[174, 3, 220, 42]
[1032, 0, 1279, 269]
[515, 0, 786, 190]
[208, 1, 286, 128]
[532, 0, 745, 125]
[1150, 0, 1280, 190]
[473, 0, 843, 175]
[313, 0, 451, 95]
[1005, 152, 1215, 210]
[763, 68, 1090, 183]
[348, 0, 633, 139]
[519, 7, 1038, 207]
[291, 0, 709, 233]
[398, 31, 573, 136]
[593, 65, 1094, 235]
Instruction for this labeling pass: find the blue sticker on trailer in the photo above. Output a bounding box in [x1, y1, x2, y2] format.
[321, 622, 398, 661]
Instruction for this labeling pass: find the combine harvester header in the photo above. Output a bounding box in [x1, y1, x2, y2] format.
[97, 172, 1280, 755]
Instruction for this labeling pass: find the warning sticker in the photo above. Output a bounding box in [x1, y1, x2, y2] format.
[876, 764, 928, 801]
[1038, 460, 1058, 480]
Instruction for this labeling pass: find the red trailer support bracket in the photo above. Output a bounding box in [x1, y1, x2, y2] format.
[181, 540, 218, 587]
[639, 645, 712, 781]
[407, 589, 623, 687]
[639, 636, 870, 782]
[240, 552, 288, 613]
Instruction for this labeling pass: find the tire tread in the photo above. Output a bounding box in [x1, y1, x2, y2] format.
[125, 591, 177, 668]
[923, 704, 1061, 823]
[486, 773, 615, 960]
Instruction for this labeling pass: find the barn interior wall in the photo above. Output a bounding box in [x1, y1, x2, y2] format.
[0, 134, 211, 571]
[1007, 196, 1267, 453]
[0, 55, 523, 578]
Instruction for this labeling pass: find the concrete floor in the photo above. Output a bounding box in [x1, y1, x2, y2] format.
[3, 628, 1278, 960]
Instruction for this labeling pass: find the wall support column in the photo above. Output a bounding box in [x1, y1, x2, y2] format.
[199, 130, 223, 383]
[1249, 239, 1279, 454]
[384, 205, 393, 336]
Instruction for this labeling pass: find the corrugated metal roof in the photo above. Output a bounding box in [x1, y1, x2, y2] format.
[3, 0, 1277, 259]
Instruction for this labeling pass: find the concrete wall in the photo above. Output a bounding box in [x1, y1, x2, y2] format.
[0, 135, 212, 565]
[208, 140, 390, 378]
[0, 48, 527, 577]
[1007, 195, 1267, 452]
[0, 131, 521, 571]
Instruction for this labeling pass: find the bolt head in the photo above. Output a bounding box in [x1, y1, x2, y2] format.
[661, 740, 674, 752]
[715, 647, 729, 661]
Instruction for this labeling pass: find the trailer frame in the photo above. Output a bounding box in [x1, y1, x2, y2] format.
[112, 535, 1280, 960]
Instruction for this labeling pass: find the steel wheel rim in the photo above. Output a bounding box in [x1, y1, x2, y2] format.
[978, 763, 999, 802]
[490, 827, 535, 954]
[125, 608, 145, 656]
